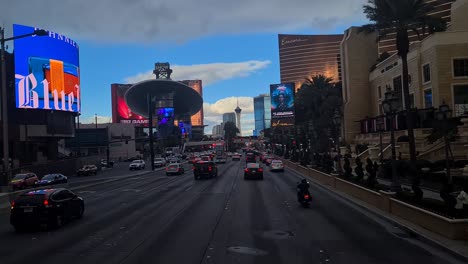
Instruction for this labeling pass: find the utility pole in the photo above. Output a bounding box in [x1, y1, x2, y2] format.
[148, 95, 155, 171]
[1, 27, 9, 186]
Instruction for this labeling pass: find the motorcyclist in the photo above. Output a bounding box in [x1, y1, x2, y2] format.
[297, 179, 310, 201]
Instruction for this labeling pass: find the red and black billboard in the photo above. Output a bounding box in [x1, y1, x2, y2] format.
[111, 83, 148, 126]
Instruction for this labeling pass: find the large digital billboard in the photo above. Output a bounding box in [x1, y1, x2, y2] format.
[14, 24, 80, 113]
[270, 83, 295, 127]
[111, 83, 148, 126]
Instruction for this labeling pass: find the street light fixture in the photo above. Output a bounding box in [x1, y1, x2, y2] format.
[1, 26, 48, 188]
[376, 116, 385, 164]
[436, 101, 453, 184]
[332, 109, 342, 175]
[382, 86, 401, 192]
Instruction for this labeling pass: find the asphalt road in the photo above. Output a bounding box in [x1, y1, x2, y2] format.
[0, 159, 461, 264]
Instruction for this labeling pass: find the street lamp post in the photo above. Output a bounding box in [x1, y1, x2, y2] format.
[436, 102, 453, 184]
[1, 26, 47, 187]
[332, 109, 342, 175]
[376, 116, 385, 164]
[382, 87, 402, 192]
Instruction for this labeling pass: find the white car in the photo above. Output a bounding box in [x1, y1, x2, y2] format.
[270, 160, 284, 172]
[129, 160, 145, 170]
[153, 158, 166, 168]
[165, 163, 185, 176]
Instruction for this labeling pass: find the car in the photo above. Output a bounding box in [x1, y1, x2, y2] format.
[244, 163, 264, 180]
[246, 153, 256, 163]
[190, 157, 202, 164]
[193, 161, 218, 180]
[232, 153, 242, 161]
[166, 163, 185, 176]
[265, 157, 274, 166]
[270, 160, 284, 172]
[10, 188, 84, 232]
[77, 165, 98, 176]
[129, 160, 145, 170]
[101, 159, 114, 168]
[200, 155, 212, 162]
[214, 156, 227, 164]
[168, 158, 181, 164]
[9, 173, 39, 191]
[153, 158, 167, 168]
[35, 174, 68, 187]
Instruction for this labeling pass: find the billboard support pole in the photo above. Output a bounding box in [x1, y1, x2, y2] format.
[1, 27, 10, 187]
[148, 94, 155, 171]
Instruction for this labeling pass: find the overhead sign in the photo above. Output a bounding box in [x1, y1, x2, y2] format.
[14, 24, 80, 113]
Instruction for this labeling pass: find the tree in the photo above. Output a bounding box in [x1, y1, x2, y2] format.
[362, 0, 446, 165]
[295, 75, 342, 153]
[223, 121, 239, 152]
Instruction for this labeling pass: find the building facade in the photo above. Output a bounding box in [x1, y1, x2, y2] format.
[65, 123, 137, 161]
[180, 80, 204, 127]
[341, 0, 468, 159]
[222, 112, 236, 124]
[212, 124, 223, 137]
[253, 94, 271, 136]
[278, 34, 343, 89]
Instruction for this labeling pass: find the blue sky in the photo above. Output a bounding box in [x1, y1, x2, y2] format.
[1, 0, 368, 135]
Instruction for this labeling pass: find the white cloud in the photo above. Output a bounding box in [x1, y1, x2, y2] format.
[0, 0, 367, 43]
[124, 61, 271, 86]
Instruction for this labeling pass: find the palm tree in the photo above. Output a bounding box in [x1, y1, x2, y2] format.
[295, 75, 342, 153]
[362, 0, 446, 169]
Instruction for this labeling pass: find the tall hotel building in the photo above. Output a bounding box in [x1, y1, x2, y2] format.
[378, 0, 456, 55]
[180, 80, 204, 126]
[278, 34, 343, 89]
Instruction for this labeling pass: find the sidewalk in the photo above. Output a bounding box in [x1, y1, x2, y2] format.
[378, 178, 443, 201]
[283, 160, 468, 262]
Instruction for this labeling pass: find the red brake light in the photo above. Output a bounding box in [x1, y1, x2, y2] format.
[10, 201, 15, 209]
[258, 168, 263, 172]
[304, 194, 310, 200]
[43, 199, 49, 206]
[244, 168, 249, 172]
[208, 166, 212, 172]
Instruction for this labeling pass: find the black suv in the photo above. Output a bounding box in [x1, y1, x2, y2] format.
[193, 161, 218, 180]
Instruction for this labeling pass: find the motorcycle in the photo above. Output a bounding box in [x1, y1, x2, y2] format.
[297, 189, 312, 208]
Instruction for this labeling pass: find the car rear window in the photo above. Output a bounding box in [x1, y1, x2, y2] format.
[42, 174, 58, 180]
[16, 194, 45, 205]
[13, 174, 27, 180]
[247, 163, 260, 168]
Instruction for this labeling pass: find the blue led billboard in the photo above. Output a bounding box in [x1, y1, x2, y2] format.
[13, 24, 80, 113]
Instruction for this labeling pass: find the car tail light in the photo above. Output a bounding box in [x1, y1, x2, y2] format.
[244, 168, 249, 172]
[258, 168, 263, 172]
[43, 199, 51, 208]
[304, 194, 310, 200]
[208, 166, 212, 172]
[10, 201, 15, 209]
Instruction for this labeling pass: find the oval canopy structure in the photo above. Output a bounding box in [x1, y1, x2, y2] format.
[125, 79, 203, 118]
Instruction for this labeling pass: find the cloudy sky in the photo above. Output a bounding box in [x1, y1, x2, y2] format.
[1, 0, 368, 135]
